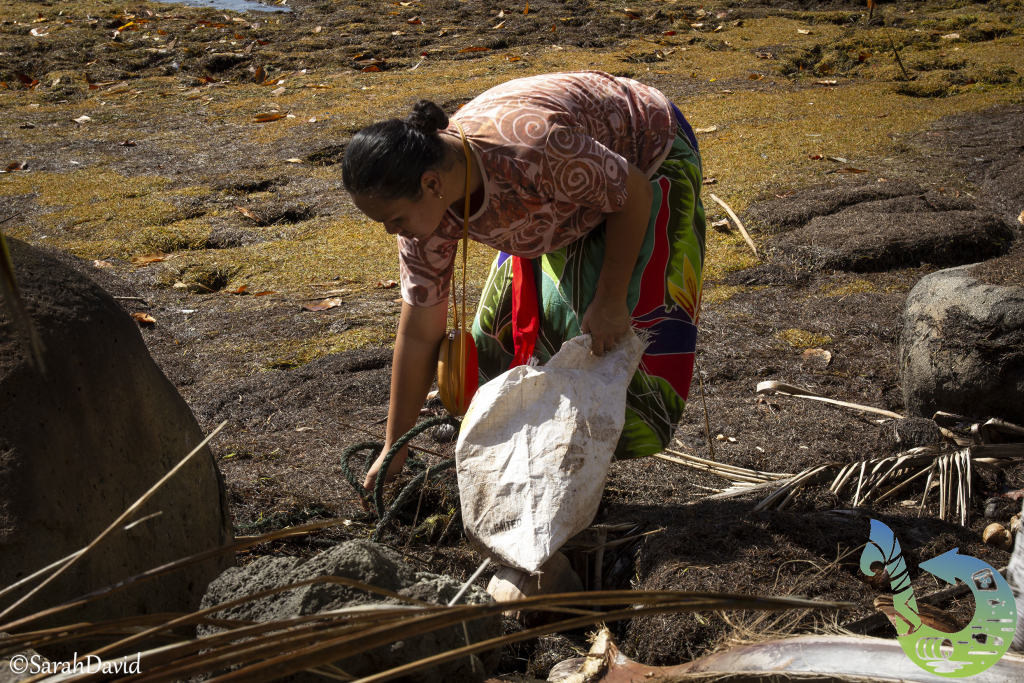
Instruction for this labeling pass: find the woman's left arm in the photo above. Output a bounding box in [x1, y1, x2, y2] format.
[581, 161, 652, 356]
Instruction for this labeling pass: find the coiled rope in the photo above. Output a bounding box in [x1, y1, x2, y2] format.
[339, 414, 459, 541]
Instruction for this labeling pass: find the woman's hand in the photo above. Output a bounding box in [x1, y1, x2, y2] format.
[581, 293, 631, 357]
[363, 444, 409, 492]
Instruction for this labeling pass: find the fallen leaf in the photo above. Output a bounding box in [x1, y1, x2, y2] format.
[877, 113, 888, 118]
[826, 156, 848, 163]
[748, 73, 763, 80]
[236, 206, 265, 223]
[694, 125, 717, 133]
[5, 161, 28, 172]
[158, 29, 167, 35]
[254, 65, 266, 83]
[493, 20, 505, 29]
[858, 51, 871, 62]
[74, 115, 92, 124]
[802, 348, 832, 366]
[362, 65, 381, 72]
[551, 23, 557, 32]
[797, 28, 811, 34]
[227, 284, 248, 295]
[837, 167, 869, 173]
[663, 30, 676, 36]
[33, 13, 47, 23]
[286, 157, 304, 163]
[393, 297, 404, 303]
[131, 252, 168, 265]
[132, 312, 156, 325]
[523, 1, 529, 14]
[458, 46, 489, 52]
[814, 79, 838, 85]
[407, 17, 421, 24]
[120, 139, 137, 147]
[941, 32, 960, 40]
[314, 25, 323, 32]
[253, 291, 277, 296]
[91, 260, 114, 268]
[303, 297, 343, 312]
[809, 154, 824, 160]
[253, 113, 287, 123]
[271, 86, 286, 96]
[702, 177, 717, 185]
[720, 89, 734, 94]
[15, 71, 35, 86]
[1017, 210, 1023, 225]
[711, 218, 731, 232]
[506, 55, 521, 62]
[375, 279, 399, 289]
[166, 38, 177, 50]
[30, 27, 49, 37]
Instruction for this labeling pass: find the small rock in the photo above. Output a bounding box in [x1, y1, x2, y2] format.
[431, 422, 458, 443]
[985, 497, 1018, 522]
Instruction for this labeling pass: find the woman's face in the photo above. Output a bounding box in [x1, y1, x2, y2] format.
[352, 175, 449, 240]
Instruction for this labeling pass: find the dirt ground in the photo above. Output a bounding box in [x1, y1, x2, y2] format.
[2, 0, 1024, 677]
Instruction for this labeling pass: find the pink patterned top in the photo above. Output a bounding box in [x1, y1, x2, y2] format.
[398, 71, 677, 307]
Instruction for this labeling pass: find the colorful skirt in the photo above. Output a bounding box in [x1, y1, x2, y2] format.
[471, 121, 706, 460]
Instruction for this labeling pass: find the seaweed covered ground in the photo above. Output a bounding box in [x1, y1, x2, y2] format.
[2, 0, 1024, 677]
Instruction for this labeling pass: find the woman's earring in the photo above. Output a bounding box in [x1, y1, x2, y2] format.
[436, 192, 444, 199]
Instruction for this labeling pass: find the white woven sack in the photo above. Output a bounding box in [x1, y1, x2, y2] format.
[455, 331, 645, 573]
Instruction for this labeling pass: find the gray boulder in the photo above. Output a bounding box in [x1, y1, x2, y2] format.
[0, 238, 233, 656]
[898, 263, 1024, 424]
[199, 540, 502, 683]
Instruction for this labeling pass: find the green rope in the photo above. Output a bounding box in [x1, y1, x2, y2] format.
[339, 415, 460, 540]
[371, 458, 456, 542]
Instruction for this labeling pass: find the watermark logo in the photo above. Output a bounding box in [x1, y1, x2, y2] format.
[861, 519, 1017, 677]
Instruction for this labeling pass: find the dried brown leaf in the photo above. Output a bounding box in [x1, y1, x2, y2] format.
[253, 113, 286, 123]
[132, 312, 156, 325]
[130, 252, 168, 265]
[302, 297, 343, 312]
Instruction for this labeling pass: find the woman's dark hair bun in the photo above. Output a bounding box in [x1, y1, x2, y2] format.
[405, 100, 448, 135]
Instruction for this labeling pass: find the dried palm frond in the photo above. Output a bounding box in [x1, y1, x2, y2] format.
[0, 586, 853, 683]
[0, 218, 46, 372]
[654, 449, 792, 498]
[755, 381, 903, 420]
[753, 445, 1024, 524]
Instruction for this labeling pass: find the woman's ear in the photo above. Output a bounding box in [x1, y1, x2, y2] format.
[421, 170, 444, 200]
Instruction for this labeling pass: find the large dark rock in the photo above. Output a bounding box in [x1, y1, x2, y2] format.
[199, 540, 502, 683]
[0, 239, 233, 655]
[898, 264, 1024, 424]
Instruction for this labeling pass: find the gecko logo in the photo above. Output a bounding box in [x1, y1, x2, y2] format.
[861, 519, 1017, 677]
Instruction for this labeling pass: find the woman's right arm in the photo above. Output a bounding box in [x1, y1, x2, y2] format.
[362, 299, 448, 490]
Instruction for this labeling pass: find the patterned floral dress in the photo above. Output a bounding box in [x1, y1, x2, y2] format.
[397, 71, 706, 459]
